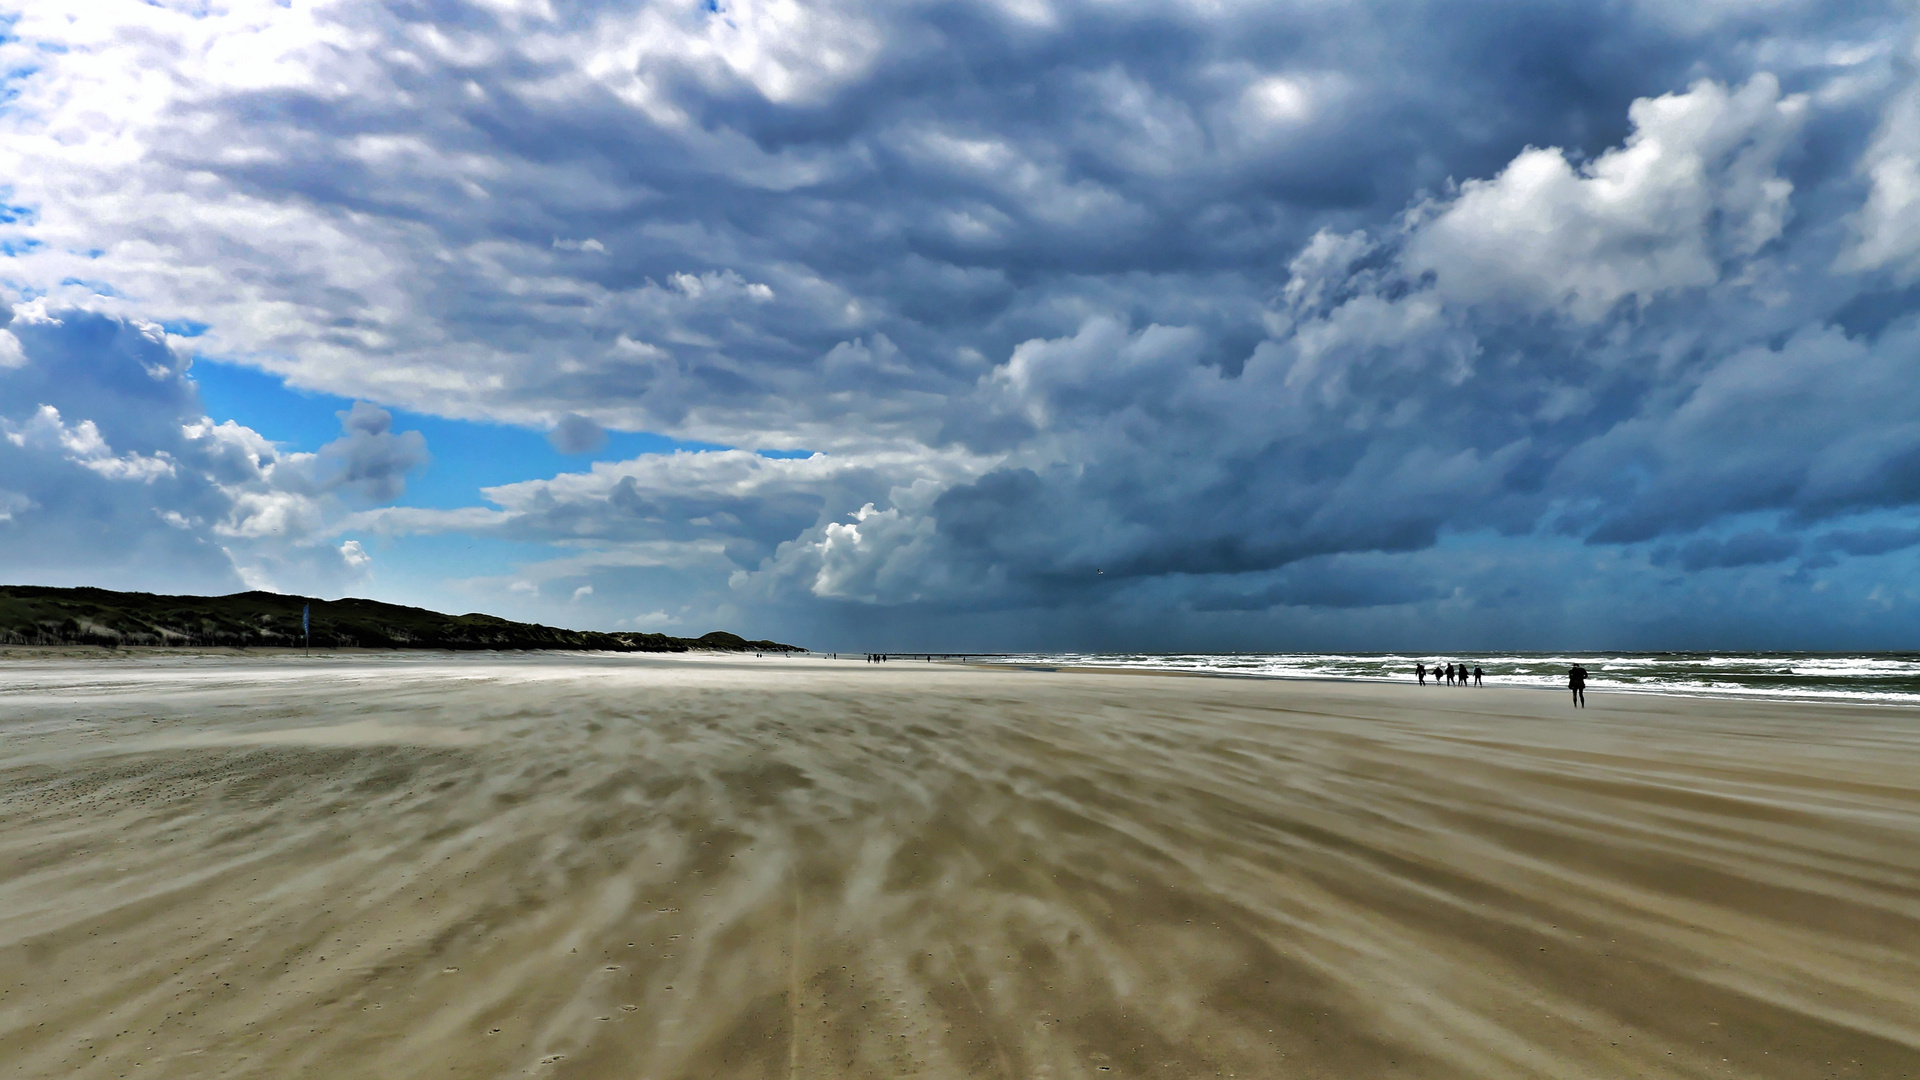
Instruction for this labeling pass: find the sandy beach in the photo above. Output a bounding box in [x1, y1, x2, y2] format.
[2, 653, 1917, 1079]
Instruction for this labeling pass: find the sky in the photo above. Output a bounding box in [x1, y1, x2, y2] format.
[4, 0, 1920, 652]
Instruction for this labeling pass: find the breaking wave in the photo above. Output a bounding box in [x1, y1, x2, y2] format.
[980, 652, 1920, 705]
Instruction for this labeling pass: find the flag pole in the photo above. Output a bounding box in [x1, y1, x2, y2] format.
[303, 602, 310, 657]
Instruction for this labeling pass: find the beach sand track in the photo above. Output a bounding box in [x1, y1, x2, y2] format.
[1, 653, 1917, 1078]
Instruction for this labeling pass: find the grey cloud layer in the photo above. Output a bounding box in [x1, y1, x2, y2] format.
[5, 1, 1920, 643]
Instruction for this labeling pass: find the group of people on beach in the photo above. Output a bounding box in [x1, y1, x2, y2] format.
[1415, 660, 1592, 706]
[1417, 661, 1481, 687]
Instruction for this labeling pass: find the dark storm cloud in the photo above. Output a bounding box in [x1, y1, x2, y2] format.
[1819, 524, 1920, 557]
[548, 413, 609, 455]
[8, 1, 1920, 641]
[40, 0, 1898, 434]
[1189, 560, 1441, 612]
[1652, 530, 1802, 572]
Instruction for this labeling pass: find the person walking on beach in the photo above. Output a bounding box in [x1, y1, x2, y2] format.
[1569, 663, 1588, 707]
[1416, 661, 1426, 685]
[1473, 665, 1484, 687]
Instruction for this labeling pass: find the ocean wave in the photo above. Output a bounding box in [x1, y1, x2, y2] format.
[977, 652, 1920, 705]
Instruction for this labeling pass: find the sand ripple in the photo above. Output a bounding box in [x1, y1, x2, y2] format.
[2, 653, 1918, 1078]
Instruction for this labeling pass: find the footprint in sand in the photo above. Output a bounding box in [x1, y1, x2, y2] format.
[539, 1054, 564, 1065]
[619, 1005, 637, 1012]
[442, 967, 459, 974]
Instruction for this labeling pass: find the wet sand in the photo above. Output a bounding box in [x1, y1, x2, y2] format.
[2, 652, 1917, 1079]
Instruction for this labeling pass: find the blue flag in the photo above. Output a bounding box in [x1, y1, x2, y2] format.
[302, 603, 309, 636]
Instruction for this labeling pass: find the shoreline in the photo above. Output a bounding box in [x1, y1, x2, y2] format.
[964, 656, 1920, 709]
[14, 643, 1920, 709]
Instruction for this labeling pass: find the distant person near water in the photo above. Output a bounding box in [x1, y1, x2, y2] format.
[1473, 665, 1484, 687]
[1416, 662, 1426, 685]
[1569, 663, 1588, 707]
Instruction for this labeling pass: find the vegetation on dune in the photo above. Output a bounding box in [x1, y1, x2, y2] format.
[0, 585, 804, 653]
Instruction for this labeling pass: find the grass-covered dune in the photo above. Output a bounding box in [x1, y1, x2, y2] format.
[0, 585, 803, 653]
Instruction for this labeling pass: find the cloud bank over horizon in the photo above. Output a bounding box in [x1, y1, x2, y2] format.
[5, 0, 1920, 650]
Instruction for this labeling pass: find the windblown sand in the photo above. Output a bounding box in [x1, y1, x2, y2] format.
[2, 654, 1918, 1079]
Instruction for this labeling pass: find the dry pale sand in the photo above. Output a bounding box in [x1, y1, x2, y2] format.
[2, 654, 1918, 1080]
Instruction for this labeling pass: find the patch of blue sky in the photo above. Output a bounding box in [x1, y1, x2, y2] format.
[162, 319, 211, 337]
[0, 14, 36, 111]
[0, 33, 36, 110]
[58, 277, 117, 296]
[189, 359, 755, 511]
[0, 238, 44, 256]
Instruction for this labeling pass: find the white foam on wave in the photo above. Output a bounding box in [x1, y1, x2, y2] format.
[983, 651, 1920, 706]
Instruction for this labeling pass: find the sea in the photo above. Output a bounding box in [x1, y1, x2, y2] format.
[973, 652, 1920, 706]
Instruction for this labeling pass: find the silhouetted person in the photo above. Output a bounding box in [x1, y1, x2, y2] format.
[1569, 664, 1588, 707]
[1473, 665, 1484, 687]
[1416, 661, 1426, 685]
